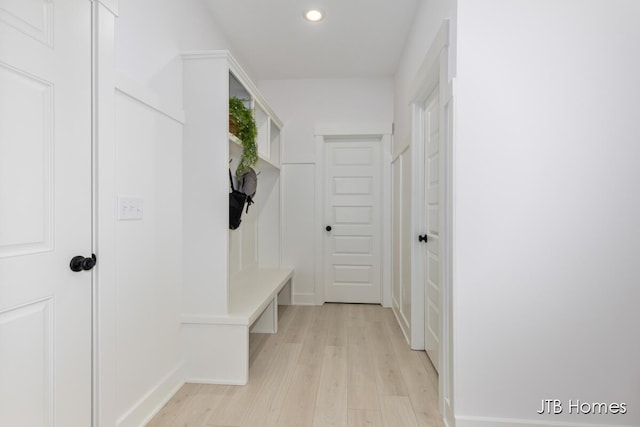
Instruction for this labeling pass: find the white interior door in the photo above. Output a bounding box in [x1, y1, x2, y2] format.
[391, 144, 412, 337]
[422, 89, 441, 372]
[324, 137, 381, 303]
[0, 1, 93, 425]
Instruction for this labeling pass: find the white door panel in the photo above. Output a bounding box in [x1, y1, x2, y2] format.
[333, 206, 373, 224]
[333, 236, 372, 254]
[333, 265, 372, 283]
[324, 139, 381, 303]
[0, 1, 92, 425]
[391, 146, 412, 337]
[391, 156, 402, 312]
[332, 146, 374, 165]
[0, 63, 53, 259]
[333, 177, 372, 195]
[400, 148, 412, 324]
[423, 89, 441, 372]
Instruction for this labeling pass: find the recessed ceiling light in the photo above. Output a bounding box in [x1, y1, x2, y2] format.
[304, 9, 324, 22]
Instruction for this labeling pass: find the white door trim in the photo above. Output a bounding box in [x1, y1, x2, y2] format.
[314, 123, 392, 307]
[92, 2, 118, 426]
[410, 19, 455, 427]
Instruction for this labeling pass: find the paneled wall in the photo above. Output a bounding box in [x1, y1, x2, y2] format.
[228, 190, 258, 275]
[228, 164, 281, 276]
[108, 1, 243, 425]
[281, 164, 317, 304]
[391, 142, 413, 339]
[113, 85, 184, 427]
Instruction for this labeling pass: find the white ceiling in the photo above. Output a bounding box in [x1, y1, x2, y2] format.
[203, 0, 420, 80]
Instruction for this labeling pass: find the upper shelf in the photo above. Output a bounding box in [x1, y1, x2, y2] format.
[229, 134, 280, 170]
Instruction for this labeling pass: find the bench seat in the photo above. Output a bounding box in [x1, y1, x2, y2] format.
[182, 267, 293, 384]
[229, 268, 294, 326]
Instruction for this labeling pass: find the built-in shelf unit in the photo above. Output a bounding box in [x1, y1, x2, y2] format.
[181, 50, 292, 385]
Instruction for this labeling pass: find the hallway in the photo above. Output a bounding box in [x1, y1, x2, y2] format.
[147, 304, 442, 426]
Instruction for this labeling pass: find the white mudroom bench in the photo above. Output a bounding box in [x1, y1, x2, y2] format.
[182, 268, 293, 385]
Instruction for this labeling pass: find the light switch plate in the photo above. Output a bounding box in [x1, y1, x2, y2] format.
[117, 196, 144, 220]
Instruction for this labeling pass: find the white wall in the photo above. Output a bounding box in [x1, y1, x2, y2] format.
[108, 1, 240, 424]
[258, 79, 394, 304]
[393, 0, 455, 150]
[259, 79, 394, 163]
[113, 90, 183, 426]
[115, 0, 253, 106]
[454, 1, 640, 425]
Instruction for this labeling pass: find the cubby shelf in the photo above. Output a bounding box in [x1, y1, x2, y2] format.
[182, 50, 291, 385]
[229, 133, 280, 170]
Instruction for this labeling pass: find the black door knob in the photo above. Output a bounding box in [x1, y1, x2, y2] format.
[418, 234, 428, 243]
[326, 225, 332, 232]
[70, 254, 97, 272]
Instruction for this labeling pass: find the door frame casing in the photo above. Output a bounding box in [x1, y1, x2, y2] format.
[314, 123, 393, 307]
[410, 19, 455, 426]
[419, 87, 441, 370]
[92, 1, 119, 426]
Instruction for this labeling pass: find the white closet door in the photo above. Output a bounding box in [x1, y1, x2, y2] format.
[0, 1, 93, 425]
[392, 156, 402, 312]
[391, 144, 412, 337]
[423, 89, 441, 372]
[324, 138, 382, 303]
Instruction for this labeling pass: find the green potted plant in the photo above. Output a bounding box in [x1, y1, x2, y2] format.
[229, 96, 258, 176]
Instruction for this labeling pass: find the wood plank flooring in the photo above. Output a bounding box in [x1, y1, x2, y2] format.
[147, 304, 442, 427]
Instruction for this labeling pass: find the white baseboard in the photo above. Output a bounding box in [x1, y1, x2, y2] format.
[292, 293, 316, 305]
[184, 377, 246, 386]
[116, 362, 185, 427]
[455, 415, 636, 427]
[390, 305, 410, 345]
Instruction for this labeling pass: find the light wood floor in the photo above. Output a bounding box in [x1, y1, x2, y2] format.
[147, 304, 443, 427]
